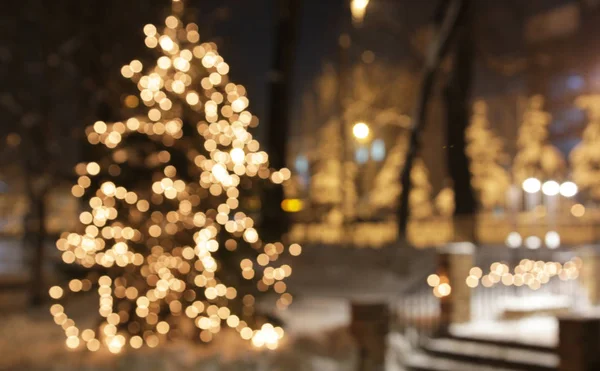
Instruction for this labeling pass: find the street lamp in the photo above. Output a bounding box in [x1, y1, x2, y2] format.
[541, 180, 559, 196]
[352, 122, 370, 140]
[350, 0, 370, 26]
[522, 177, 541, 193]
[559, 181, 578, 198]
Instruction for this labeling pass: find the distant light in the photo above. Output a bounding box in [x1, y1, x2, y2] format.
[567, 74, 585, 91]
[522, 178, 541, 193]
[545, 231, 560, 249]
[281, 199, 304, 213]
[370, 139, 385, 161]
[352, 122, 370, 140]
[281, 199, 303, 213]
[355, 147, 369, 164]
[437, 283, 451, 297]
[294, 155, 309, 174]
[466, 276, 479, 288]
[571, 203, 585, 217]
[506, 232, 522, 248]
[469, 267, 483, 279]
[426, 274, 440, 287]
[542, 180, 560, 196]
[560, 181, 578, 197]
[525, 236, 541, 250]
[350, 0, 370, 25]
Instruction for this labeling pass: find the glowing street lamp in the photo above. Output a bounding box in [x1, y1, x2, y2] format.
[505, 231, 522, 248]
[525, 236, 541, 250]
[350, 0, 370, 26]
[352, 122, 370, 140]
[542, 180, 560, 196]
[522, 177, 541, 193]
[559, 181, 578, 198]
[545, 231, 560, 249]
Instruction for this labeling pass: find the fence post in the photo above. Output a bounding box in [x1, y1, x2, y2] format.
[437, 242, 475, 334]
[558, 315, 600, 371]
[580, 245, 600, 305]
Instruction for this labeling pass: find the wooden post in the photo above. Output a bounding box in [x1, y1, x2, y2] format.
[437, 242, 474, 334]
[580, 245, 600, 305]
[558, 315, 600, 371]
[350, 302, 389, 371]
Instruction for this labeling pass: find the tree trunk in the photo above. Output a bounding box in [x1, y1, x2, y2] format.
[397, 0, 467, 238]
[29, 192, 47, 306]
[260, 0, 301, 242]
[444, 0, 477, 241]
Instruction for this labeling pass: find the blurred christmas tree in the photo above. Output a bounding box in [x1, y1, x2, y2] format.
[305, 62, 415, 221]
[466, 99, 510, 210]
[49, 0, 298, 353]
[369, 136, 407, 213]
[513, 95, 565, 184]
[409, 158, 434, 220]
[435, 186, 455, 217]
[571, 94, 600, 200]
[310, 120, 344, 206]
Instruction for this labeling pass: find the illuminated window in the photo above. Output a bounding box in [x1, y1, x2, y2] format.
[294, 155, 308, 174]
[370, 139, 385, 162]
[355, 147, 369, 164]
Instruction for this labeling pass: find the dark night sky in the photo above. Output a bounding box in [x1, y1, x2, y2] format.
[1, 0, 584, 159]
[199, 0, 346, 134]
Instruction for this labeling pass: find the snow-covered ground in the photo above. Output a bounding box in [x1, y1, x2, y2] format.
[451, 316, 558, 348]
[1, 243, 592, 370]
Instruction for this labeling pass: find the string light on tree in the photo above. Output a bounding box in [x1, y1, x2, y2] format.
[513, 95, 566, 185]
[50, 0, 299, 353]
[571, 95, 600, 200]
[466, 100, 510, 210]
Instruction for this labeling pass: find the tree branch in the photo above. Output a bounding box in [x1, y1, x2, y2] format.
[397, 0, 466, 239]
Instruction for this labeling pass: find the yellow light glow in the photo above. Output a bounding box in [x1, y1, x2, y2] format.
[350, 0, 370, 25]
[352, 122, 370, 140]
[281, 198, 304, 213]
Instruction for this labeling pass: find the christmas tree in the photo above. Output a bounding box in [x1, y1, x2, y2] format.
[435, 186, 455, 217]
[513, 95, 565, 184]
[310, 120, 344, 206]
[409, 158, 434, 220]
[369, 136, 407, 213]
[466, 99, 510, 210]
[49, 1, 298, 353]
[306, 62, 415, 219]
[571, 95, 600, 200]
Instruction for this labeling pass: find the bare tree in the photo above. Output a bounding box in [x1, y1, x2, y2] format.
[261, 0, 302, 242]
[397, 0, 469, 238]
